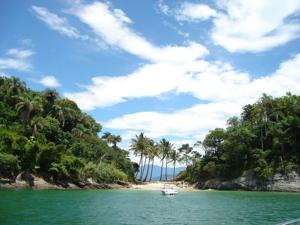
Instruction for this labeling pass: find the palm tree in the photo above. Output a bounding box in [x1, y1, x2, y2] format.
[159, 139, 166, 181]
[50, 104, 65, 127]
[43, 89, 59, 114]
[43, 89, 59, 105]
[178, 144, 193, 167]
[15, 94, 43, 126]
[149, 143, 159, 182]
[102, 132, 112, 142]
[50, 103, 74, 128]
[111, 135, 122, 149]
[102, 132, 122, 149]
[143, 138, 155, 182]
[170, 149, 181, 180]
[165, 142, 174, 181]
[159, 139, 172, 181]
[129, 133, 147, 180]
[9, 76, 25, 96]
[72, 125, 86, 138]
[30, 116, 44, 136]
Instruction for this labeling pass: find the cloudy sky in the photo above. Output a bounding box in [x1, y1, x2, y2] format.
[1, 0, 300, 150]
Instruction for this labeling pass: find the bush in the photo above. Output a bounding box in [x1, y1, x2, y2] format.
[49, 155, 84, 181]
[254, 159, 273, 179]
[80, 163, 128, 183]
[96, 163, 128, 183]
[0, 152, 20, 178]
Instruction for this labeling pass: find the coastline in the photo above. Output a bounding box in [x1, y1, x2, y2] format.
[2, 171, 300, 192]
[0, 173, 197, 191]
[0, 173, 131, 190]
[0, 175, 196, 191]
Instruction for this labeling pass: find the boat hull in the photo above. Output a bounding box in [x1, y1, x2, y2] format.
[161, 189, 178, 195]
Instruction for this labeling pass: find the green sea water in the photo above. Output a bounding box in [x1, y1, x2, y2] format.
[0, 190, 300, 225]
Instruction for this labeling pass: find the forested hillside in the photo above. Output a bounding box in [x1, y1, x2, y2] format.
[183, 94, 300, 183]
[0, 76, 135, 186]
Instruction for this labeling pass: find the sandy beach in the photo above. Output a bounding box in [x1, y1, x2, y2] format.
[130, 181, 198, 192]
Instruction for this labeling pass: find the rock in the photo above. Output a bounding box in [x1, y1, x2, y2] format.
[272, 171, 300, 192]
[1, 172, 62, 189]
[195, 170, 300, 192]
[116, 180, 130, 187]
[16, 171, 34, 186]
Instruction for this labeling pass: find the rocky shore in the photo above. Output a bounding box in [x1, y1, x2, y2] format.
[195, 170, 300, 192]
[2, 171, 300, 192]
[0, 172, 131, 190]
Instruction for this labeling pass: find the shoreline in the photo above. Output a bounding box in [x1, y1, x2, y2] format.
[130, 181, 198, 192]
[0, 174, 197, 191]
[2, 173, 300, 192]
[0, 178, 196, 191]
[0, 174, 132, 190]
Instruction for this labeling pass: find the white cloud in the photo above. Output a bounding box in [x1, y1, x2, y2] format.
[104, 53, 300, 141]
[65, 62, 191, 110]
[72, 2, 208, 63]
[0, 48, 34, 71]
[64, 1, 300, 111]
[58, 1, 300, 144]
[175, 2, 217, 21]
[66, 52, 300, 142]
[158, 0, 300, 52]
[158, 1, 216, 22]
[32, 5, 87, 40]
[6, 48, 34, 59]
[212, 0, 300, 52]
[157, 0, 171, 16]
[64, 58, 249, 110]
[39, 75, 61, 88]
[106, 101, 240, 139]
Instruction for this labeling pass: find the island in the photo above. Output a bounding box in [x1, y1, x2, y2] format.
[1, 76, 300, 192]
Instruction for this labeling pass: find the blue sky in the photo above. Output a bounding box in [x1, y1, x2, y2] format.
[1, 0, 300, 151]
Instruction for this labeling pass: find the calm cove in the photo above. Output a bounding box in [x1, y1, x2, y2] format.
[0, 190, 300, 225]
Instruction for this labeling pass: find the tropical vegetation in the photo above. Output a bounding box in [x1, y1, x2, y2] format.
[182, 94, 300, 183]
[2, 76, 298, 187]
[0, 76, 136, 185]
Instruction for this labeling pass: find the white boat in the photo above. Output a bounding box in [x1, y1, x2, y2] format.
[161, 184, 178, 195]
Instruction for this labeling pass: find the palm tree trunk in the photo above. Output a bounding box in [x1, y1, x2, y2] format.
[173, 160, 176, 180]
[149, 159, 154, 182]
[165, 158, 168, 181]
[138, 155, 144, 180]
[143, 157, 151, 182]
[140, 155, 147, 180]
[32, 124, 37, 136]
[159, 158, 164, 181]
[136, 154, 143, 178]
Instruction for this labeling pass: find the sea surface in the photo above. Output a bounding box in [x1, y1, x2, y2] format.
[0, 189, 300, 225]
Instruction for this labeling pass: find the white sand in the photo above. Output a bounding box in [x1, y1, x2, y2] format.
[130, 181, 198, 192]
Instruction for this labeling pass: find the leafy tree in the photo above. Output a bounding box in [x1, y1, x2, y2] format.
[183, 93, 300, 183]
[178, 143, 193, 166]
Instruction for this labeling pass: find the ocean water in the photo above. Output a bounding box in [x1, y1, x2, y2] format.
[0, 189, 299, 225]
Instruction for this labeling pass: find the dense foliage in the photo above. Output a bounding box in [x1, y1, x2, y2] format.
[0, 76, 135, 184]
[184, 94, 300, 182]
